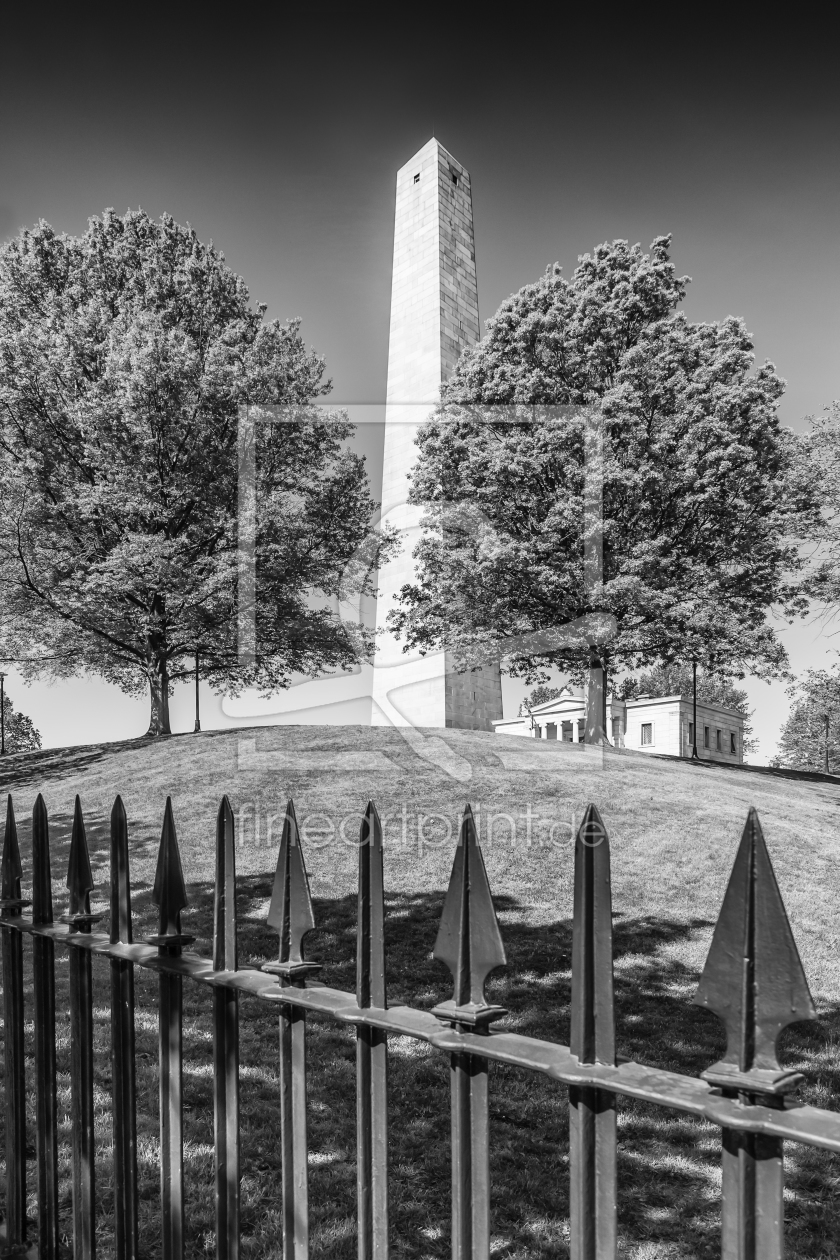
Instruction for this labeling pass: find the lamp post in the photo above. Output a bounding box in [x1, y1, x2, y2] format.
[0, 672, 5, 755]
[194, 651, 201, 733]
[824, 712, 830, 775]
[691, 659, 699, 760]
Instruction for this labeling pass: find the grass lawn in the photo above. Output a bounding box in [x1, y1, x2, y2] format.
[2, 726, 840, 1259]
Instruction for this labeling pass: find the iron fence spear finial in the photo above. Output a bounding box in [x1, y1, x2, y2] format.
[569, 803, 618, 1258]
[151, 797, 192, 946]
[432, 803, 506, 1027]
[213, 796, 238, 973]
[571, 802, 615, 1066]
[357, 800, 386, 1010]
[32, 793, 53, 925]
[110, 795, 133, 945]
[264, 800, 320, 982]
[693, 806, 816, 1094]
[65, 796, 96, 924]
[1, 794, 26, 910]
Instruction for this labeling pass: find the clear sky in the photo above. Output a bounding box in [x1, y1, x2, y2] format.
[1, 15, 838, 760]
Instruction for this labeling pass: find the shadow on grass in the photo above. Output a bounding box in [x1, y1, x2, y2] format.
[0, 738, 153, 795]
[0, 729, 239, 798]
[3, 880, 839, 1260]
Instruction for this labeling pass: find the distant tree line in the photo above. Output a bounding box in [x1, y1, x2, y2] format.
[772, 668, 840, 774]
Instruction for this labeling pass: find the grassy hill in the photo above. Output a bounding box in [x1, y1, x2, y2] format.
[2, 727, 839, 1258]
[2, 725, 839, 998]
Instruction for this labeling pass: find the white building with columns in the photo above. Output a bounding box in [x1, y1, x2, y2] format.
[493, 686, 746, 763]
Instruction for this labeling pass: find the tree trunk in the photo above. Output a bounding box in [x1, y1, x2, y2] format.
[146, 661, 172, 736]
[145, 593, 172, 736]
[585, 648, 607, 744]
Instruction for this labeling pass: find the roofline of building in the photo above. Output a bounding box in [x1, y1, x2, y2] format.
[513, 693, 746, 720]
[623, 694, 746, 718]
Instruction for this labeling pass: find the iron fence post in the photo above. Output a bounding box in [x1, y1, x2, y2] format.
[149, 798, 194, 1260]
[213, 797, 240, 1260]
[569, 804, 617, 1260]
[431, 805, 507, 1260]
[694, 807, 817, 1260]
[1, 797, 29, 1256]
[110, 796, 140, 1260]
[356, 802, 389, 1260]
[64, 797, 99, 1260]
[721, 1120, 784, 1260]
[263, 801, 321, 1260]
[31, 794, 60, 1260]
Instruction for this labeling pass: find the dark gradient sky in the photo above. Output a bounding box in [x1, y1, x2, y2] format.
[1, 15, 838, 756]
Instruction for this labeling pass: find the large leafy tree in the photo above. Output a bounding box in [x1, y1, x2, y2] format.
[390, 238, 813, 696]
[0, 690, 42, 753]
[798, 402, 840, 609]
[771, 667, 840, 773]
[0, 211, 386, 734]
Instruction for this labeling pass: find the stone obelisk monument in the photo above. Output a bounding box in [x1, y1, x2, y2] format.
[371, 139, 503, 730]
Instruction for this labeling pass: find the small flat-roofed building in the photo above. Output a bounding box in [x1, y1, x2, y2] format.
[493, 687, 745, 764]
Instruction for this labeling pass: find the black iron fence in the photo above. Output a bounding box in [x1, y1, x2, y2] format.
[0, 789, 838, 1260]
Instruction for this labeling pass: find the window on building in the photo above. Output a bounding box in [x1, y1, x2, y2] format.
[730, 732, 737, 754]
[716, 729, 722, 751]
[704, 726, 710, 749]
[641, 723, 653, 746]
[413, 173, 420, 183]
[451, 173, 458, 185]
[687, 721, 694, 745]
[611, 716, 621, 743]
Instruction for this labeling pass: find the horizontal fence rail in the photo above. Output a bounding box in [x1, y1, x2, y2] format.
[0, 790, 838, 1260]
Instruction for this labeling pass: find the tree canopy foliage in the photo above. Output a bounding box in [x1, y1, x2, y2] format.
[798, 402, 840, 611]
[0, 211, 386, 733]
[518, 684, 565, 715]
[390, 238, 814, 690]
[771, 667, 840, 773]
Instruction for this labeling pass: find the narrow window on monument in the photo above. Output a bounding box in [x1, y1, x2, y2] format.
[704, 726, 710, 748]
[641, 723, 653, 746]
[716, 729, 722, 751]
[452, 173, 458, 185]
[730, 732, 737, 754]
[413, 173, 420, 183]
